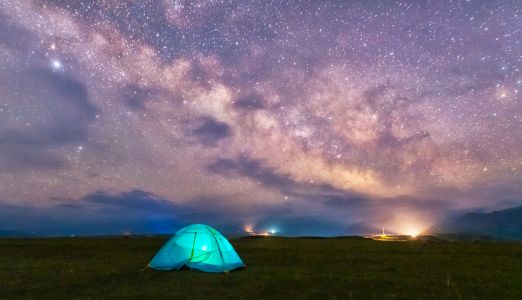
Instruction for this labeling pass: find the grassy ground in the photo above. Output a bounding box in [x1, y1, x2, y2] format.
[1, 236, 521, 299]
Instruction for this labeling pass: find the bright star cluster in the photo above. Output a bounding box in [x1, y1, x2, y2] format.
[0, 0, 521, 235]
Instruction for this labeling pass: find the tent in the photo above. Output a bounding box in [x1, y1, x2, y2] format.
[148, 224, 245, 272]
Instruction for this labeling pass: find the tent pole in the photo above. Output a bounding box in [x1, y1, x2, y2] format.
[189, 232, 197, 262]
[207, 226, 226, 271]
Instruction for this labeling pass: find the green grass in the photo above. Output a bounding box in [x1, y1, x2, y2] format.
[1, 236, 521, 299]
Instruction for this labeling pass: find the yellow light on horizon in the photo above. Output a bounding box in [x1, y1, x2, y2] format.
[405, 227, 421, 237]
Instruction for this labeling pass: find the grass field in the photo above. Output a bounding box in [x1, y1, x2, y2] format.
[1, 236, 521, 299]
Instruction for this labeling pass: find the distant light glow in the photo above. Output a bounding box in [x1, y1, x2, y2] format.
[244, 225, 253, 233]
[405, 227, 421, 237]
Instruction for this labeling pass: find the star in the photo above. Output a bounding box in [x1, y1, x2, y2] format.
[50, 59, 63, 71]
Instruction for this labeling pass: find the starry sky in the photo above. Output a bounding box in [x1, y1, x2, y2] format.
[1, 0, 521, 236]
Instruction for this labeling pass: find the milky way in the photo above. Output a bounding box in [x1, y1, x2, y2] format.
[0, 0, 521, 236]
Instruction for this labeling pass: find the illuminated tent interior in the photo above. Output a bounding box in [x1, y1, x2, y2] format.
[148, 224, 245, 273]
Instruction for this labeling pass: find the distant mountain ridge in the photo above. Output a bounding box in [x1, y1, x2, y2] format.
[3, 205, 522, 239]
[433, 204, 522, 239]
[345, 223, 381, 236]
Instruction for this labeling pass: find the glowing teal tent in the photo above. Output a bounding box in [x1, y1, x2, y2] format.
[148, 224, 245, 272]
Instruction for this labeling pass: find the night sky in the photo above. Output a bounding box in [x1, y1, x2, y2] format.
[1, 0, 521, 236]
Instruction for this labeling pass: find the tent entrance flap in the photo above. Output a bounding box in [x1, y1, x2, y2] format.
[207, 227, 226, 269]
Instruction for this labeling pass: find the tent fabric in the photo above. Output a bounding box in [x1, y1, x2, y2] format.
[148, 224, 245, 272]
